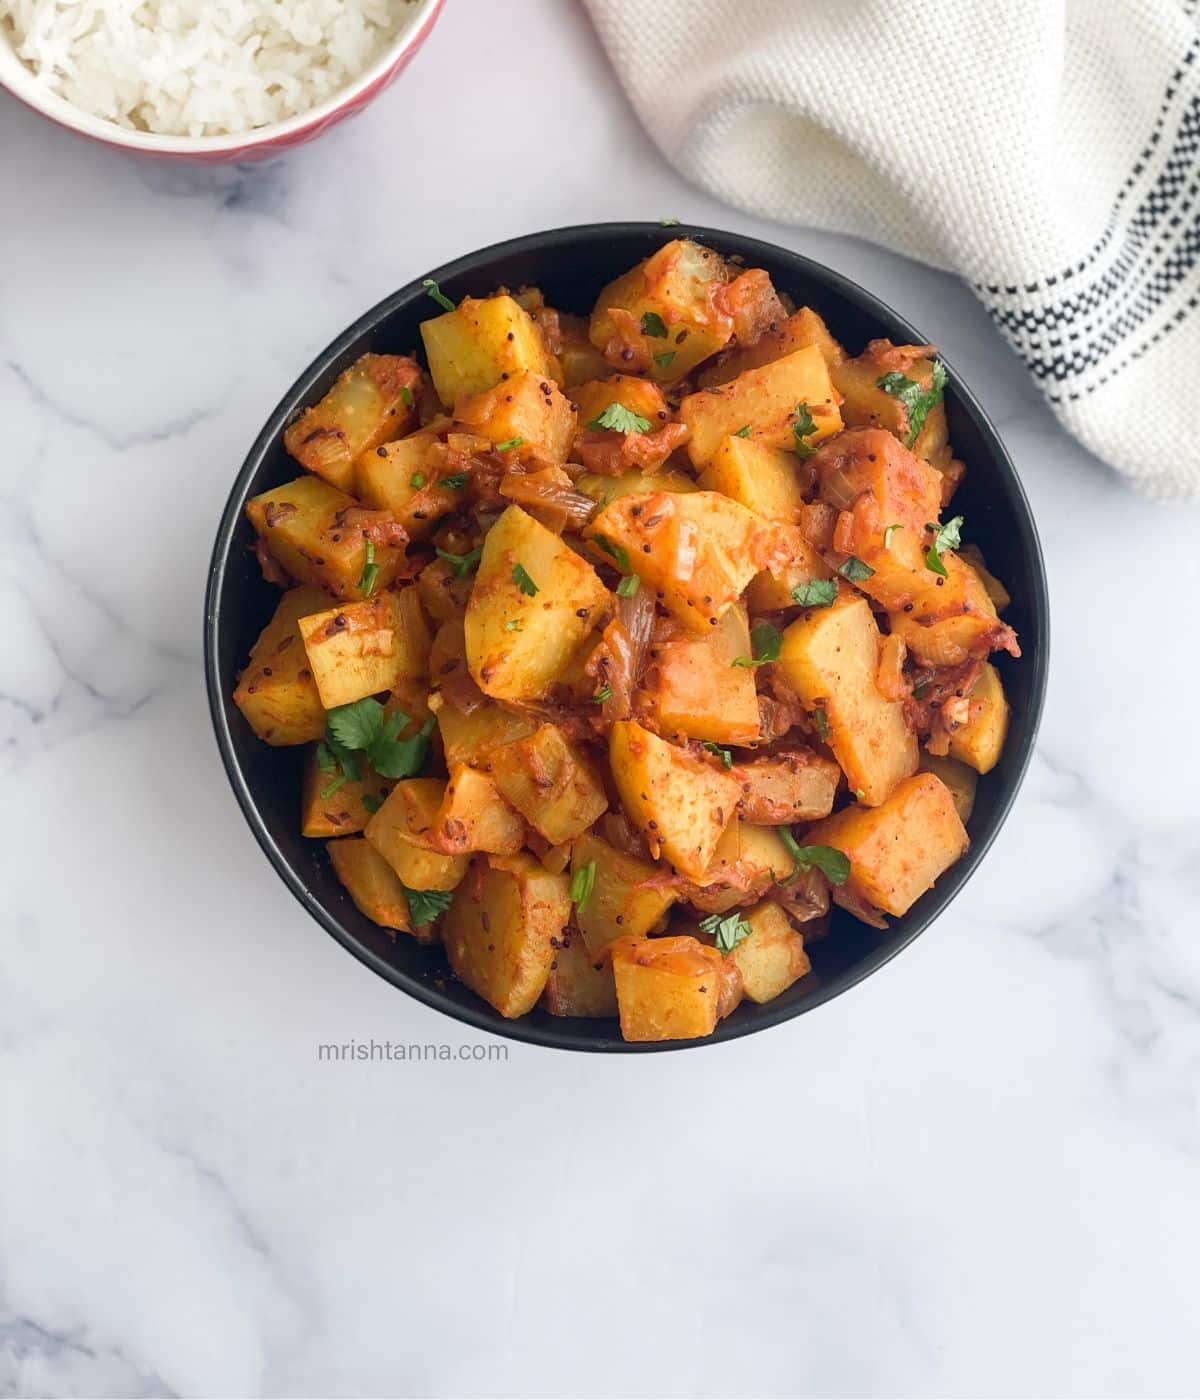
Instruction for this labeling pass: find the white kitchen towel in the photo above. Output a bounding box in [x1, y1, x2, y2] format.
[584, 0, 1200, 499]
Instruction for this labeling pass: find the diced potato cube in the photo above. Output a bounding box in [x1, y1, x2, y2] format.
[610, 935, 729, 1041]
[697, 306, 845, 387]
[442, 853, 571, 1017]
[830, 351, 910, 438]
[420, 294, 555, 405]
[570, 831, 677, 957]
[434, 698, 537, 767]
[679, 346, 842, 468]
[453, 370, 576, 463]
[685, 820, 795, 914]
[814, 427, 942, 535]
[298, 588, 428, 710]
[557, 312, 612, 387]
[728, 901, 811, 1003]
[489, 723, 608, 844]
[433, 764, 524, 854]
[609, 720, 740, 880]
[576, 468, 697, 507]
[301, 746, 391, 837]
[590, 239, 733, 383]
[918, 752, 978, 824]
[960, 544, 1011, 614]
[540, 927, 619, 1017]
[698, 435, 807, 523]
[355, 428, 460, 541]
[465, 505, 609, 699]
[733, 750, 841, 823]
[328, 837, 414, 935]
[947, 662, 1009, 774]
[365, 778, 469, 891]
[283, 353, 422, 491]
[586, 490, 760, 633]
[650, 602, 760, 745]
[886, 553, 1006, 667]
[571, 375, 669, 431]
[778, 590, 917, 806]
[744, 524, 834, 613]
[804, 772, 968, 917]
[232, 585, 329, 745]
[246, 475, 407, 601]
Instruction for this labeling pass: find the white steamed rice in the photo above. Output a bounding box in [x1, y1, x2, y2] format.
[2, 0, 416, 138]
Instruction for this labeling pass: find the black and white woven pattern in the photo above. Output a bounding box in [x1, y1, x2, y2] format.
[588, 0, 1200, 497]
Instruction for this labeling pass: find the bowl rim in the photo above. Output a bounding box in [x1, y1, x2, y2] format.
[0, 0, 443, 155]
[204, 220, 1050, 1053]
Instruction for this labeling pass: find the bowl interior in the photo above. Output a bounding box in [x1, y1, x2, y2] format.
[206, 223, 1048, 1052]
[0, 0, 440, 154]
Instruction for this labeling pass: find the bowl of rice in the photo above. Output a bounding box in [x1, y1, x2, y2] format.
[0, 0, 444, 160]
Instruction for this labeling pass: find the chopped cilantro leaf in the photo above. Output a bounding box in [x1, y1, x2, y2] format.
[653, 350, 677, 369]
[735, 424, 752, 438]
[792, 402, 818, 456]
[436, 544, 482, 579]
[838, 556, 875, 582]
[616, 574, 640, 598]
[495, 436, 524, 453]
[924, 515, 963, 577]
[409, 471, 426, 489]
[876, 359, 948, 445]
[702, 741, 733, 769]
[403, 884, 454, 925]
[791, 578, 837, 608]
[732, 623, 783, 668]
[361, 792, 384, 815]
[813, 706, 831, 742]
[592, 534, 631, 572]
[440, 472, 468, 490]
[569, 861, 597, 913]
[421, 277, 455, 312]
[593, 686, 612, 704]
[699, 910, 753, 954]
[586, 402, 653, 435]
[641, 311, 669, 339]
[512, 563, 538, 596]
[778, 829, 850, 886]
[399, 385, 414, 407]
[357, 538, 379, 596]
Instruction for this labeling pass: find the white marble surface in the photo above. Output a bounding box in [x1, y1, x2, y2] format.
[2, 2, 1199, 1396]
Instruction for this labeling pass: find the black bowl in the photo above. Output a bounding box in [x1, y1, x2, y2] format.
[205, 222, 1049, 1052]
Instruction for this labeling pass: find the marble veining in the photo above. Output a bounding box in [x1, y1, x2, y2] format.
[2, 1, 1198, 1395]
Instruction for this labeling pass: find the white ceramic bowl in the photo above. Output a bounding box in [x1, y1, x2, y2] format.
[0, 0, 444, 162]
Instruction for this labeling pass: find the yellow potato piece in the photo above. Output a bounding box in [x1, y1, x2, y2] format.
[805, 772, 969, 918]
[232, 585, 329, 746]
[585, 490, 761, 634]
[728, 901, 811, 1004]
[328, 838, 416, 936]
[698, 435, 807, 523]
[365, 779, 468, 892]
[610, 935, 730, 1042]
[489, 723, 609, 844]
[778, 590, 917, 806]
[246, 475, 408, 601]
[420, 294, 555, 405]
[442, 854, 571, 1018]
[679, 345, 842, 468]
[283, 353, 421, 491]
[570, 831, 677, 957]
[465, 505, 609, 700]
[948, 662, 1010, 774]
[609, 720, 740, 880]
[298, 588, 428, 711]
[651, 602, 760, 745]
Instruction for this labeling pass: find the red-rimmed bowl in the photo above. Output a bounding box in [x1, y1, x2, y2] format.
[0, 0, 444, 162]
